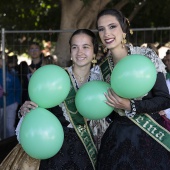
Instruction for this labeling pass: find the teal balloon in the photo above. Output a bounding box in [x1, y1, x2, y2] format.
[28, 65, 70, 108]
[75, 81, 114, 120]
[20, 107, 64, 159]
[111, 54, 157, 99]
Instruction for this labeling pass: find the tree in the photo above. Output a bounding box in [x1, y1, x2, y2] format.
[55, 0, 110, 66]
[55, 0, 149, 66]
[0, 0, 169, 66]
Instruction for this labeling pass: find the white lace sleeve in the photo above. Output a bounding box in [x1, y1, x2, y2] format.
[129, 44, 167, 75]
[59, 103, 73, 128]
[89, 119, 110, 150]
[15, 116, 24, 143]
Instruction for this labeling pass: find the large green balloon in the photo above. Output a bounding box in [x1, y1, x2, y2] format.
[20, 107, 64, 159]
[28, 65, 70, 108]
[75, 81, 114, 120]
[111, 54, 157, 99]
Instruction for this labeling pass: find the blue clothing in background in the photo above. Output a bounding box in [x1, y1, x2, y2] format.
[0, 68, 22, 108]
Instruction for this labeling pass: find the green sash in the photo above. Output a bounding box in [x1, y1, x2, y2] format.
[100, 58, 170, 152]
[63, 68, 97, 169]
[130, 114, 170, 151]
[166, 72, 170, 80]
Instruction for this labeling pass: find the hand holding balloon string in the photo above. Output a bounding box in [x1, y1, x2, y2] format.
[104, 88, 131, 111]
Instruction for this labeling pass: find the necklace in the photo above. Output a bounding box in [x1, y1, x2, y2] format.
[73, 71, 90, 84]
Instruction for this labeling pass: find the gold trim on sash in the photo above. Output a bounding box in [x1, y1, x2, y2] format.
[64, 68, 97, 169]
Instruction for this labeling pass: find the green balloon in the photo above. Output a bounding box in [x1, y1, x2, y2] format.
[111, 54, 157, 99]
[20, 107, 64, 159]
[28, 65, 71, 108]
[75, 81, 114, 120]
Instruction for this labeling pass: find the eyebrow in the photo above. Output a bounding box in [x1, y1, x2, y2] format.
[71, 44, 91, 47]
[98, 22, 118, 27]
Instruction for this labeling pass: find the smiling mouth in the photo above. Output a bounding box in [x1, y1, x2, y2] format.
[105, 38, 115, 44]
[76, 57, 86, 61]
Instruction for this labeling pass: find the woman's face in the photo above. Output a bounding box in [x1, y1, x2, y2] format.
[97, 15, 124, 50]
[70, 33, 95, 67]
[165, 54, 170, 72]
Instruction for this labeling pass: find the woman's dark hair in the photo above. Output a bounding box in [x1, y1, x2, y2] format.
[69, 29, 98, 54]
[96, 8, 130, 35]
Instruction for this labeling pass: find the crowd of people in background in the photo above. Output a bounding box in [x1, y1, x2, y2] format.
[0, 43, 57, 140]
[0, 53, 21, 139]
[159, 49, 170, 131]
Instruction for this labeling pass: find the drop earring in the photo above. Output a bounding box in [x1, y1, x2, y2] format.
[91, 55, 97, 67]
[102, 44, 107, 53]
[121, 33, 127, 48]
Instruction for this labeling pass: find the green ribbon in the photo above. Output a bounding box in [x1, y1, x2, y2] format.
[166, 72, 170, 80]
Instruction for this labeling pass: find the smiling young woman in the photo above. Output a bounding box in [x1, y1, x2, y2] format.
[0, 29, 110, 170]
[96, 8, 170, 170]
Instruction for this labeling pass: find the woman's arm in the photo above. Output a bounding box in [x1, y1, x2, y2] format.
[15, 116, 24, 142]
[134, 72, 170, 113]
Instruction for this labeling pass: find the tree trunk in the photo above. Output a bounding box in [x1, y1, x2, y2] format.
[55, 0, 146, 67]
[55, 0, 110, 67]
[114, 0, 130, 10]
[128, 0, 146, 21]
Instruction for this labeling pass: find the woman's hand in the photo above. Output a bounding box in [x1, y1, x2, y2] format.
[29, 67, 37, 73]
[20, 101, 38, 116]
[104, 88, 131, 111]
[159, 110, 166, 116]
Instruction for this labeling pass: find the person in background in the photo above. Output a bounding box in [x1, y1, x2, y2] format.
[27, 42, 43, 77]
[159, 49, 170, 131]
[147, 43, 159, 56]
[7, 55, 22, 128]
[7, 55, 19, 74]
[18, 61, 28, 102]
[164, 49, 170, 79]
[0, 53, 22, 138]
[1, 29, 109, 170]
[41, 55, 56, 66]
[19, 42, 43, 104]
[96, 8, 170, 169]
[0, 85, 3, 98]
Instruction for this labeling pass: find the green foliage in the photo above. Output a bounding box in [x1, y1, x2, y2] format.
[123, 0, 170, 27]
[0, 0, 169, 55]
[1, 0, 169, 30]
[0, 0, 61, 55]
[107, 0, 170, 28]
[0, 0, 61, 30]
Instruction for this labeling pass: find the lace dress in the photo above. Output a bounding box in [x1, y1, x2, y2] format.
[39, 66, 109, 170]
[97, 45, 170, 170]
[8, 66, 109, 170]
